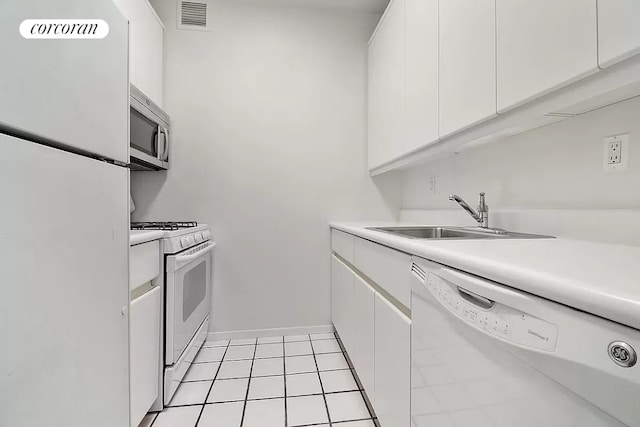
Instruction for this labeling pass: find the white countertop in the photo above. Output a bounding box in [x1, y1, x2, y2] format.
[331, 221, 640, 331]
[130, 230, 164, 246]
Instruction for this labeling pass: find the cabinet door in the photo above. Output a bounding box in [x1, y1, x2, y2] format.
[598, 0, 640, 68]
[331, 255, 354, 353]
[134, 0, 164, 106]
[374, 294, 410, 427]
[351, 276, 376, 401]
[130, 287, 161, 426]
[496, 0, 598, 113]
[439, 0, 496, 137]
[405, 0, 438, 152]
[368, 0, 405, 169]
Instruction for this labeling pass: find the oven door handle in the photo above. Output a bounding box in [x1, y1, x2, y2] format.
[171, 242, 216, 271]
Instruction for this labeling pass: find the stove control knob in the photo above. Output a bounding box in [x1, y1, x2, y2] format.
[202, 231, 211, 240]
[187, 236, 195, 246]
[194, 233, 203, 243]
[180, 237, 189, 248]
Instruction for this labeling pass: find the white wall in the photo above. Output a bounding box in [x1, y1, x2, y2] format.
[131, 0, 401, 333]
[403, 96, 640, 211]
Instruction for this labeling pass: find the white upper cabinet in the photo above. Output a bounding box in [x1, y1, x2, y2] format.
[496, 0, 598, 113]
[112, 0, 164, 106]
[405, 0, 439, 151]
[368, 0, 406, 169]
[597, 0, 640, 69]
[439, 0, 496, 137]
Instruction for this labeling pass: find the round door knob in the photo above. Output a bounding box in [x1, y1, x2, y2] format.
[202, 231, 211, 240]
[180, 237, 189, 248]
[194, 233, 203, 243]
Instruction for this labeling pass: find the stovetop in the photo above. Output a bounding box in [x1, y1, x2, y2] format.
[131, 221, 199, 231]
[131, 222, 212, 253]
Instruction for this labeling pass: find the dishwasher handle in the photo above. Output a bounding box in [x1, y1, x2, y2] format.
[458, 286, 495, 310]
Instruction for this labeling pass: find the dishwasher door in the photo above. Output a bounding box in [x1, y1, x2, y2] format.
[410, 257, 639, 427]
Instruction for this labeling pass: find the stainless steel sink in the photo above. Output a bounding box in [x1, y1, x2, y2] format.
[366, 226, 553, 240]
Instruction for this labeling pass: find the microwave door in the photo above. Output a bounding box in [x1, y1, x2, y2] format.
[129, 102, 163, 169]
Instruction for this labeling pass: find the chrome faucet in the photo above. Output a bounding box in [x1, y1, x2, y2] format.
[449, 192, 489, 228]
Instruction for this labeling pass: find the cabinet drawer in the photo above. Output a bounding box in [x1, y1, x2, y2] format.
[130, 240, 160, 291]
[331, 229, 355, 264]
[354, 238, 411, 308]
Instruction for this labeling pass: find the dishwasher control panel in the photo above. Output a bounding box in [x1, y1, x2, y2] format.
[427, 273, 558, 352]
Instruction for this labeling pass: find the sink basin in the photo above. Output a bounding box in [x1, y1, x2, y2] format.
[367, 226, 552, 240]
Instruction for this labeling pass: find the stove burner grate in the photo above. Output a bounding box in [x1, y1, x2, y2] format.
[131, 221, 198, 231]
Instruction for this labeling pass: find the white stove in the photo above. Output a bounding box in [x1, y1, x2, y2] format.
[131, 221, 211, 253]
[131, 221, 214, 408]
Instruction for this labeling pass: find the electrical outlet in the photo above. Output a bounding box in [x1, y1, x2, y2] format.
[608, 140, 621, 164]
[428, 176, 436, 194]
[603, 134, 629, 171]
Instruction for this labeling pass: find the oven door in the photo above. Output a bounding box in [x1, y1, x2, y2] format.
[165, 241, 214, 365]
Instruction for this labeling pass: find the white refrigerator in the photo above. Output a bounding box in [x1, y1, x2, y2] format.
[0, 1, 131, 427]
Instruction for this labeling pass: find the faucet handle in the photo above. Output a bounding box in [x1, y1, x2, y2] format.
[478, 192, 487, 211]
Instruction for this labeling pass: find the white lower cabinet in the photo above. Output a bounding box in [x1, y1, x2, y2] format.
[130, 286, 161, 427]
[351, 276, 376, 401]
[331, 255, 354, 354]
[374, 293, 411, 427]
[331, 232, 411, 427]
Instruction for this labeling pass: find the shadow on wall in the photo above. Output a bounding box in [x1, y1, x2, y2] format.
[130, 170, 167, 221]
[371, 170, 404, 219]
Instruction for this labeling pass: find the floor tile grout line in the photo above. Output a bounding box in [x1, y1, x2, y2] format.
[283, 335, 289, 427]
[193, 342, 230, 426]
[183, 388, 366, 408]
[148, 334, 370, 427]
[239, 340, 258, 426]
[310, 333, 333, 427]
[150, 342, 230, 427]
[334, 332, 378, 423]
[180, 362, 354, 384]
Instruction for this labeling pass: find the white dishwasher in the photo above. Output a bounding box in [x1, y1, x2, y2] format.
[410, 257, 640, 427]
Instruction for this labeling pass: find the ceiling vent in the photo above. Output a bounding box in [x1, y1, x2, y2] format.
[177, 0, 211, 31]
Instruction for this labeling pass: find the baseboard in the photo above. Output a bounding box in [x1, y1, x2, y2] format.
[207, 324, 335, 341]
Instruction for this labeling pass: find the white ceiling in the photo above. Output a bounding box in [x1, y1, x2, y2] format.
[232, 0, 390, 14]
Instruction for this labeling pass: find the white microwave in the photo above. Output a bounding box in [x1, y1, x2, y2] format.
[130, 84, 170, 170]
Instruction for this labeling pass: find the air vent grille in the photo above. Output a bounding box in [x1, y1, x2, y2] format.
[178, 1, 210, 31]
[411, 263, 426, 281]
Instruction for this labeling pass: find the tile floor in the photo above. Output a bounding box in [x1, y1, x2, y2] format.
[141, 332, 378, 427]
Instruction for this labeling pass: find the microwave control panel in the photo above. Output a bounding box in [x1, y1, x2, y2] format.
[426, 273, 558, 352]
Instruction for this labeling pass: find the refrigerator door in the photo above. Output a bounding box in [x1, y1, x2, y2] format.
[0, 134, 129, 427]
[0, 0, 128, 163]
